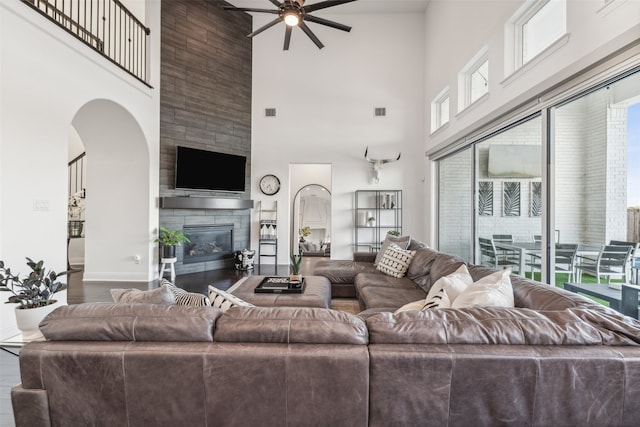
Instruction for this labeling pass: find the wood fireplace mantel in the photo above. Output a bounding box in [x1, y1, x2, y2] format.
[160, 197, 254, 210]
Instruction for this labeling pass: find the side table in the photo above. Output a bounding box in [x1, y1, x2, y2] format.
[160, 257, 177, 282]
[0, 333, 28, 356]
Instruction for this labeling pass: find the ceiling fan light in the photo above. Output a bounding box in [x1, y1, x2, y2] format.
[284, 13, 300, 26]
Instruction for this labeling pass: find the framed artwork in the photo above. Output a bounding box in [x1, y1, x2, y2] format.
[503, 182, 521, 217]
[530, 182, 542, 217]
[478, 181, 493, 216]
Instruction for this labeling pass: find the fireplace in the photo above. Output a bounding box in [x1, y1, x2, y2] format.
[183, 224, 234, 264]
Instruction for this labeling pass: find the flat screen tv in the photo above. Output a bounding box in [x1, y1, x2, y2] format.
[175, 146, 247, 192]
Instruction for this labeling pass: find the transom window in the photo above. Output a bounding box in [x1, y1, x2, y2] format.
[458, 47, 489, 112]
[506, 0, 567, 75]
[431, 87, 450, 133]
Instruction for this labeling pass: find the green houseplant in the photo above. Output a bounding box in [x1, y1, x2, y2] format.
[289, 253, 303, 283]
[1, 257, 68, 340]
[154, 226, 190, 259]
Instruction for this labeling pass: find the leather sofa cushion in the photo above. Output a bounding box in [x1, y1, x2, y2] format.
[406, 247, 439, 291]
[312, 260, 378, 284]
[215, 306, 368, 344]
[424, 253, 466, 292]
[357, 284, 428, 311]
[366, 307, 640, 346]
[40, 303, 222, 342]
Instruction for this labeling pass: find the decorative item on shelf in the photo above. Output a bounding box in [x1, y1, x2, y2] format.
[1, 257, 69, 341]
[289, 253, 303, 283]
[387, 230, 400, 237]
[298, 226, 311, 242]
[366, 213, 376, 228]
[154, 226, 190, 259]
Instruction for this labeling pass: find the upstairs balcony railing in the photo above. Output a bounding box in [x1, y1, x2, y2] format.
[22, 0, 150, 85]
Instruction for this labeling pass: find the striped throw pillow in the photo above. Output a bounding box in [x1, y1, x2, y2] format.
[208, 285, 255, 312]
[161, 279, 211, 306]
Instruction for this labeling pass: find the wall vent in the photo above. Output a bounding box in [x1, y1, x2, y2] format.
[374, 107, 386, 117]
[265, 108, 276, 117]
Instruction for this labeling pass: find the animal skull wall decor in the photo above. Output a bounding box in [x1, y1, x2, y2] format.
[364, 147, 401, 184]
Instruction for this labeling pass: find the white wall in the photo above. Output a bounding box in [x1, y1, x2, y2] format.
[251, 13, 426, 261]
[0, 0, 160, 338]
[423, 0, 640, 246]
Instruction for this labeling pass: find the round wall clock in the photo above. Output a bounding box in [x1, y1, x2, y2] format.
[259, 174, 280, 195]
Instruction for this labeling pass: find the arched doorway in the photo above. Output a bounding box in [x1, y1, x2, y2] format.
[72, 99, 153, 282]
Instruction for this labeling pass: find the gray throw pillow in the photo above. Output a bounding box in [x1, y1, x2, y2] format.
[110, 284, 176, 305]
[374, 234, 411, 266]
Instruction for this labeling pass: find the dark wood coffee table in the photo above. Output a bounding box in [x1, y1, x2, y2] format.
[229, 275, 331, 309]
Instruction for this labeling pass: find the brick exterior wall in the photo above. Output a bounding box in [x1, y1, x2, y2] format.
[159, 0, 252, 274]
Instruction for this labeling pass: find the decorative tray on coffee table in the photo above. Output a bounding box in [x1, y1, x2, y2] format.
[254, 276, 305, 294]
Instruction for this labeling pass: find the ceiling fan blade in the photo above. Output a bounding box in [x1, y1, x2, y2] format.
[222, 7, 279, 14]
[248, 17, 283, 38]
[303, 0, 357, 13]
[268, 0, 283, 6]
[299, 21, 324, 49]
[304, 15, 352, 32]
[283, 26, 293, 50]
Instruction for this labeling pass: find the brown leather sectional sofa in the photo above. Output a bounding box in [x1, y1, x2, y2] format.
[11, 243, 640, 426]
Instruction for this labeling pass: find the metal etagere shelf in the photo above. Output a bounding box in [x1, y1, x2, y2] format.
[354, 190, 402, 252]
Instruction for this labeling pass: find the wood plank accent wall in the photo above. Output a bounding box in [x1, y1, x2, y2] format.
[159, 0, 253, 274]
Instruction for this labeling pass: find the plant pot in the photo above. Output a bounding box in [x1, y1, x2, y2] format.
[15, 300, 62, 341]
[289, 274, 302, 283]
[161, 245, 177, 259]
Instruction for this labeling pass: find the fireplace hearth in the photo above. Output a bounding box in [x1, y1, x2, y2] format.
[183, 224, 234, 264]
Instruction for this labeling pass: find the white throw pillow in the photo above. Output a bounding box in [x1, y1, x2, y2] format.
[376, 243, 416, 278]
[374, 234, 411, 266]
[451, 269, 515, 309]
[394, 300, 427, 314]
[208, 285, 255, 312]
[422, 264, 473, 309]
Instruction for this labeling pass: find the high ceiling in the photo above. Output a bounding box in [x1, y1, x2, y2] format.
[224, 0, 431, 14]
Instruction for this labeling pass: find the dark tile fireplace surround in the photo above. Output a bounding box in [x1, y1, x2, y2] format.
[159, 197, 254, 275]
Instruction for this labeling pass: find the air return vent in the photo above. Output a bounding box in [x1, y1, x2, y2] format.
[265, 108, 276, 117]
[374, 107, 386, 117]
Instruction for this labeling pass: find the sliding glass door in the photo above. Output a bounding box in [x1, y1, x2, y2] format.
[438, 148, 473, 262]
[474, 117, 542, 277]
[551, 71, 640, 286]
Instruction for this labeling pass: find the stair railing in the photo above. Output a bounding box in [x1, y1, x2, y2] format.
[21, 0, 150, 85]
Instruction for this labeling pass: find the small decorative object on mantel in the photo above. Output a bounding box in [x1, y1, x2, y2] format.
[154, 226, 190, 259]
[1, 257, 69, 341]
[289, 253, 303, 283]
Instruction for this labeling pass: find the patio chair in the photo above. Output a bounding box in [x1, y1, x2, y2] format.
[575, 244, 634, 284]
[526, 243, 578, 282]
[492, 234, 520, 261]
[479, 237, 520, 273]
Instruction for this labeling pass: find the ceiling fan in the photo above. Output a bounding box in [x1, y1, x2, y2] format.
[224, 0, 357, 50]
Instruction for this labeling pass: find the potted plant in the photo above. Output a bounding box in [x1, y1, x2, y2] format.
[387, 230, 401, 237]
[154, 226, 190, 259]
[298, 226, 311, 242]
[289, 253, 303, 284]
[1, 257, 68, 340]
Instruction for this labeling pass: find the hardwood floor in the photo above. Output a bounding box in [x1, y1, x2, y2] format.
[1, 257, 357, 426]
